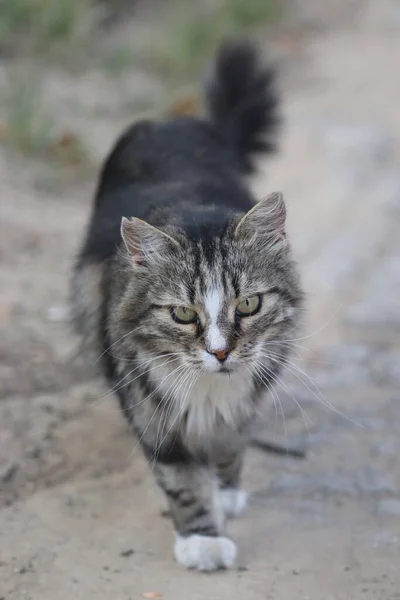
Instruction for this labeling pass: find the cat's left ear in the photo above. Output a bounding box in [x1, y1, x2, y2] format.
[121, 216, 180, 269]
[234, 192, 287, 247]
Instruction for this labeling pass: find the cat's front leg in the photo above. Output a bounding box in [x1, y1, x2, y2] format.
[216, 451, 247, 519]
[152, 459, 237, 571]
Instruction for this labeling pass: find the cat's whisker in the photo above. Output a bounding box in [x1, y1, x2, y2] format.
[151, 369, 200, 465]
[261, 347, 331, 366]
[115, 362, 188, 418]
[245, 363, 280, 435]
[127, 363, 190, 457]
[255, 359, 313, 434]
[100, 350, 183, 365]
[261, 353, 364, 428]
[94, 324, 148, 366]
[152, 366, 195, 461]
[175, 367, 204, 446]
[251, 361, 289, 443]
[279, 304, 343, 345]
[94, 356, 180, 406]
[263, 339, 309, 356]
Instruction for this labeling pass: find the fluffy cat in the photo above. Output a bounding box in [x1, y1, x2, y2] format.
[70, 39, 303, 571]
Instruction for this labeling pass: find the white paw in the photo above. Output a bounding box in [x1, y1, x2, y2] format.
[174, 535, 237, 571]
[220, 488, 247, 518]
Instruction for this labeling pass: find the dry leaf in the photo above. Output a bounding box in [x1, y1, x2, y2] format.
[167, 94, 199, 117]
[55, 132, 79, 148]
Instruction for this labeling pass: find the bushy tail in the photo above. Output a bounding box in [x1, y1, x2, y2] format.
[205, 39, 280, 173]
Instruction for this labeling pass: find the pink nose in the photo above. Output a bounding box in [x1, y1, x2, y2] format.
[210, 348, 230, 362]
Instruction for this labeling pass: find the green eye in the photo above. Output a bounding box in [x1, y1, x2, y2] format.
[236, 294, 262, 317]
[170, 306, 198, 324]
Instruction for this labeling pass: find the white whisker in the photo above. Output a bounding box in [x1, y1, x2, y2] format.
[127, 363, 189, 458]
[255, 359, 313, 434]
[151, 369, 200, 465]
[93, 355, 180, 406]
[263, 353, 364, 428]
[93, 324, 148, 365]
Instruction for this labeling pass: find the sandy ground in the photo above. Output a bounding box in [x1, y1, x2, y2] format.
[1, 1, 400, 598]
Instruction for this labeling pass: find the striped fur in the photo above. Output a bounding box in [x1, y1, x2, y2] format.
[70, 40, 302, 571]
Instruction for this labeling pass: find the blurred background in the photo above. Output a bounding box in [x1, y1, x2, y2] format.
[1, 1, 400, 599]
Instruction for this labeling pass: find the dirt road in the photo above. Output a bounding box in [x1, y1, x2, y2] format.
[1, 1, 400, 598]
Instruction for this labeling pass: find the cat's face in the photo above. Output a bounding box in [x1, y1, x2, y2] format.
[119, 193, 302, 375]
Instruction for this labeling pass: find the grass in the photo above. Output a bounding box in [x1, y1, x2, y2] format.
[0, 0, 100, 61]
[103, 43, 137, 75]
[0, 72, 54, 156]
[148, 0, 280, 82]
[223, 0, 281, 29]
[0, 70, 89, 168]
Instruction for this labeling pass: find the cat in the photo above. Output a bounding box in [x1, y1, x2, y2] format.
[70, 39, 303, 571]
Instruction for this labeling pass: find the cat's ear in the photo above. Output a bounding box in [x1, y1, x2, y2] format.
[121, 217, 179, 268]
[234, 192, 286, 247]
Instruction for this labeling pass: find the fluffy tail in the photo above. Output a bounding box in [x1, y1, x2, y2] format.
[205, 39, 280, 173]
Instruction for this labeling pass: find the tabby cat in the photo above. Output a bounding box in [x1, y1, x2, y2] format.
[70, 40, 302, 571]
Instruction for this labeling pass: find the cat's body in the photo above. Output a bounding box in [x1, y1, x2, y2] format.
[71, 41, 302, 571]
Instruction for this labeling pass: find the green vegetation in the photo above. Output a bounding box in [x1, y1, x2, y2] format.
[0, 0, 99, 60]
[0, 72, 53, 156]
[103, 43, 137, 76]
[223, 0, 280, 29]
[0, 70, 88, 167]
[150, 0, 280, 81]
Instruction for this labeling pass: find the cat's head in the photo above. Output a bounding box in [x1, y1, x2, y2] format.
[117, 192, 302, 375]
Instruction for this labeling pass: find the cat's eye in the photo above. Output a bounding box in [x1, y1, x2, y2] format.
[170, 306, 198, 324]
[236, 294, 262, 318]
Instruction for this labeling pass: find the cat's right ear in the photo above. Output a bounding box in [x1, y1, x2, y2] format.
[121, 217, 180, 269]
[234, 192, 287, 250]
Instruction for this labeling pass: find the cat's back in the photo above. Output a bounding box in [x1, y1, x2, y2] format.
[80, 115, 251, 264]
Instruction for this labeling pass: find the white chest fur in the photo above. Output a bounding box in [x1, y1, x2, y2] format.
[148, 360, 256, 441]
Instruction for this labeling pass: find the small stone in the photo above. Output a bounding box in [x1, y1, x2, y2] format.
[293, 568, 300, 575]
[0, 462, 19, 483]
[120, 548, 135, 558]
[14, 566, 28, 574]
[237, 565, 248, 572]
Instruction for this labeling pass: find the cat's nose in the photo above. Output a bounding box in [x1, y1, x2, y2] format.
[208, 348, 230, 362]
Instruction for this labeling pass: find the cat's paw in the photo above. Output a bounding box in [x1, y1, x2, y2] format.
[220, 488, 247, 518]
[174, 534, 237, 571]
